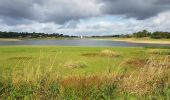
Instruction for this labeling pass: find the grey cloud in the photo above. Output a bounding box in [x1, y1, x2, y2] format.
[97, 0, 170, 20]
[155, 0, 170, 5]
[0, 0, 38, 21]
[0, 0, 170, 27]
[0, 0, 100, 25]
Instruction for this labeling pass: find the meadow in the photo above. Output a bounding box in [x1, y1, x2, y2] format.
[0, 46, 170, 99]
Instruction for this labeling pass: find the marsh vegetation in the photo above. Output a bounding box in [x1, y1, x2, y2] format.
[0, 46, 170, 99]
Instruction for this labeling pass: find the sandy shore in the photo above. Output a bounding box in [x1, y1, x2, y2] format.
[111, 39, 170, 44]
[90, 38, 170, 44]
[0, 38, 21, 41]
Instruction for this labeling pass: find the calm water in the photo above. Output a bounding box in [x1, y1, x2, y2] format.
[0, 39, 170, 47]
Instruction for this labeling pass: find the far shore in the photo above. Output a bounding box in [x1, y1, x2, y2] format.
[0, 38, 22, 41]
[91, 38, 170, 44]
[112, 39, 170, 44]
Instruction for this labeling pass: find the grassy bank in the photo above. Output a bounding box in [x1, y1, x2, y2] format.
[0, 46, 170, 99]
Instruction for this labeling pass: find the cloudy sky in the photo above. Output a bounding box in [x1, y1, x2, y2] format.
[0, 0, 170, 36]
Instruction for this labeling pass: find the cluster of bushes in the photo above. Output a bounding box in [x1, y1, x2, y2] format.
[132, 30, 170, 39]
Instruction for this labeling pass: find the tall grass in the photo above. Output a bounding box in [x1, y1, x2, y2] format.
[0, 51, 170, 99]
[121, 55, 170, 99]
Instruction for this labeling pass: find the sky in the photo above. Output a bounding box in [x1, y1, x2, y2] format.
[0, 0, 170, 36]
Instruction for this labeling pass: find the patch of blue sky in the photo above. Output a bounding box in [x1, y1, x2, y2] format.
[79, 15, 133, 25]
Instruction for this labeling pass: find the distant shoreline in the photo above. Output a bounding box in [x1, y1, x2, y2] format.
[0, 38, 22, 41]
[112, 39, 170, 44]
[91, 38, 170, 44]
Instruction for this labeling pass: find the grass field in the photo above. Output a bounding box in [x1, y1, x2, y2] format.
[0, 46, 170, 99]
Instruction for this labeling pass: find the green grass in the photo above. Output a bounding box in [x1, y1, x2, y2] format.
[0, 46, 170, 99]
[0, 46, 147, 76]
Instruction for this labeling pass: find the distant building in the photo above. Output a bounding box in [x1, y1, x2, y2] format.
[80, 35, 83, 39]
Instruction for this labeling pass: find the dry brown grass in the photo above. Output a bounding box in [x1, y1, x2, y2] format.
[9, 56, 33, 60]
[147, 49, 170, 55]
[82, 53, 98, 57]
[126, 58, 147, 68]
[64, 61, 87, 69]
[82, 49, 120, 57]
[100, 49, 120, 57]
[120, 55, 170, 96]
[61, 74, 117, 89]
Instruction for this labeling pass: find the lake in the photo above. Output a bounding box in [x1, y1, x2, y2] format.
[0, 39, 170, 47]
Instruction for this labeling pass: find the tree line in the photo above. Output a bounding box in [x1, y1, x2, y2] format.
[130, 30, 170, 39]
[0, 31, 78, 38]
[92, 30, 170, 39]
[1, 30, 170, 39]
